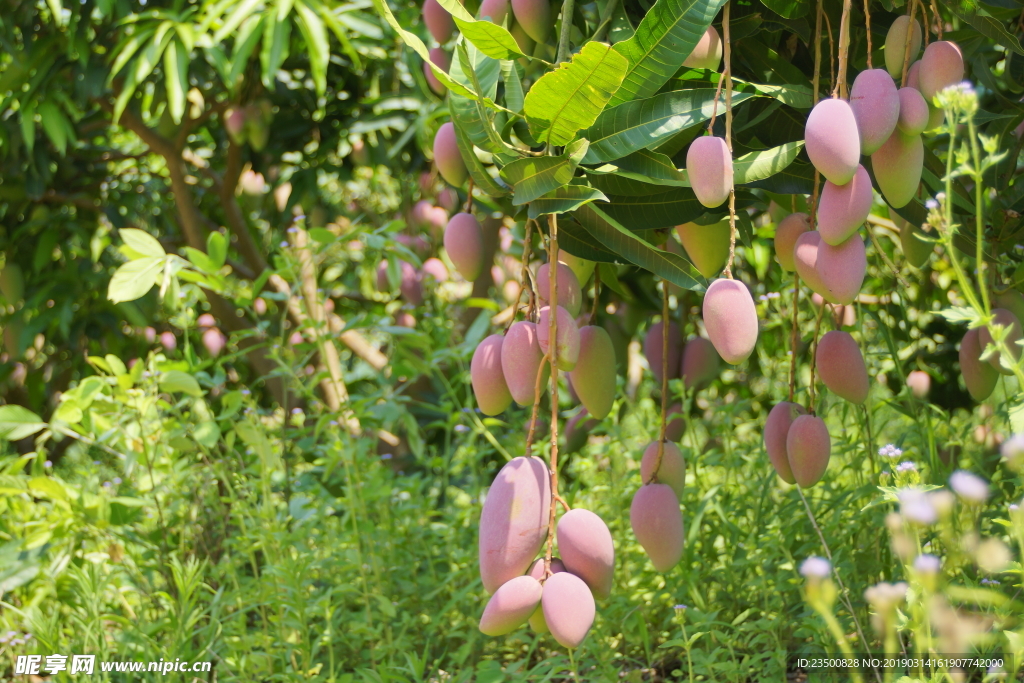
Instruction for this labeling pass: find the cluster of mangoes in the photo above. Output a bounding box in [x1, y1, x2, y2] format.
[477, 456, 614, 648]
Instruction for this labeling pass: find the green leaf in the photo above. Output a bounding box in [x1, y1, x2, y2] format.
[108, 257, 164, 304]
[528, 183, 608, 218]
[559, 216, 623, 263]
[608, 0, 727, 107]
[501, 139, 589, 205]
[452, 117, 510, 196]
[260, 5, 291, 87]
[294, 0, 330, 96]
[615, 149, 687, 183]
[160, 41, 185, 124]
[370, 0, 477, 99]
[450, 42, 516, 158]
[433, 0, 526, 59]
[0, 406, 45, 441]
[759, 0, 810, 20]
[735, 78, 813, 109]
[37, 101, 68, 155]
[159, 370, 204, 397]
[950, 6, 1024, 56]
[524, 41, 628, 147]
[120, 228, 166, 258]
[574, 203, 706, 291]
[207, 231, 227, 269]
[600, 188, 707, 230]
[581, 88, 755, 164]
[734, 141, 804, 184]
[501, 60, 525, 114]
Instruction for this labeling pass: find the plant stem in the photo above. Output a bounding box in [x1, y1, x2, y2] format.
[900, 0, 919, 87]
[722, 1, 737, 280]
[836, 0, 853, 98]
[789, 272, 800, 403]
[647, 281, 671, 482]
[555, 0, 576, 66]
[544, 214, 562, 576]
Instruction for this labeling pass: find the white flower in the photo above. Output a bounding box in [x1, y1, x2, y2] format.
[800, 555, 831, 579]
[914, 554, 941, 574]
[896, 461, 916, 473]
[899, 488, 937, 525]
[878, 444, 903, 458]
[950, 470, 989, 503]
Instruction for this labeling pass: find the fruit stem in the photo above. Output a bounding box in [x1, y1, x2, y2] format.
[544, 213, 562, 576]
[899, 0, 919, 88]
[812, 0, 822, 108]
[524, 351, 551, 459]
[823, 10, 836, 95]
[836, 0, 852, 98]
[589, 265, 601, 326]
[648, 280, 671, 483]
[509, 218, 536, 333]
[806, 303, 827, 413]
[722, 1, 737, 282]
[554, 0, 576, 66]
[863, 0, 872, 70]
[920, 0, 930, 47]
[463, 177, 475, 214]
[931, 0, 942, 40]
[788, 271, 800, 403]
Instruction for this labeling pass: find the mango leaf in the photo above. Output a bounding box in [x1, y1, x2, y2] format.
[434, 0, 526, 60]
[370, 0, 477, 98]
[760, 0, 810, 20]
[528, 183, 608, 219]
[524, 41, 628, 147]
[163, 39, 189, 123]
[608, 0, 727, 107]
[950, 5, 1024, 55]
[588, 170, 675, 195]
[734, 141, 804, 184]
[501, 60, 525, 113]
[735, 78, 813, 109]
[0, 406, 45, 441]
[37, 101, 68, 155]
[108, 257, 164, 304]
[501, 139, 589, 205]
[616, 149, 687, 183]
[558, 216, 623, 263]
[600, 188, 707, 230]
[450, 42, 520, 160]
[452, 117, 510, 196]
[581, 88, 755, 164]
[159, 370, 204, 397]
[120, 228, 166, 258]
[574, 204, 706, 291]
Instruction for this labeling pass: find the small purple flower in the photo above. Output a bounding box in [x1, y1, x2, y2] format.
[279, 241, 289, 248]
[674, 604, 688, 610]
[879, 444, 903, 458]
[291, 407, 302, 415]
[44, 460, 52, 468]
[113, 477, 122, 484]
[102, 481, 112, 488]
[981, 578, 1001, 586]
[899, 488, 937, 525]
[1011, 504, 1020, 512]
[381, 453, 393, 460]
[287, 227, 299, 234]
[896, 461, 916, 473]
[758, 294, 768, 302]
[454, 425, 469, 433]
[241, 388, 251, 395]
[329, 420, 339, 427]
[925, 199, 939, 210]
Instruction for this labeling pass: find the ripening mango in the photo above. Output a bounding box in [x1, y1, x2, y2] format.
[897, 87, 929, 136]
[681, 336, 720, 390]
[477, 0, 508, 23]
[682, 26, 722, 70]
[557, 509, 615, 599]
[774, 212, 810, 272]
[811, 292, 856, 328]
[502, 321, 549, 406]
[640, 441, 686, 498]
[960, 328, 998, 401]
[793, 231, 830, 298]
[907, 370, 931, 399]
[444, 213, 485, 281]
[570, 326, 616, 419]
[786, 415, 831, 487]
[536, 262, 583, 317]
[703, 278, 758, 365]
[872, 130, 923, 209]
[764, 402, 806, 484]
[472, 335, 513, 415]
[479, 456, 552, 593]
[686, 136, 733, 208]
[805, 99, 861, 185]
[889, 207, 930, 267]
[527, 558, 565, 633]
[540, 572, 596, 649]
[675, 219, 731, 278]
[510, 0, 551, 42]
[422, 257, 450, 283]
[919, 41, 964, 101]
[849, 69, 900, 155]
[816, 234, 866, 305]
[817, 165, 872, 246]
[979, 308, 1023, 375]
[644, 320, 682, 386]
[630, 483, 684, 572]
[424, 48, 450, 95]
[815, 331, 869, 404]
[434, 122, 467, 187]
[400, 261, 424, 305]
[510, 21, 536, 59]
[993, 289, 1024, 326]
[479, 575, 543, 636]
[906, 61, 945, 130]
[884, 16, 923, 78]
[423, 0, 455, 43]
[537, 306, 580, 371]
